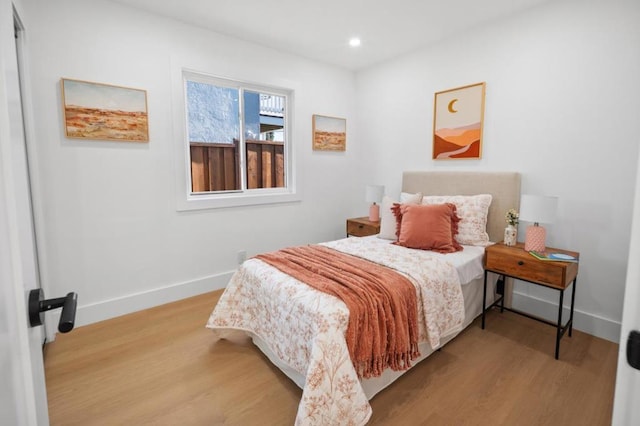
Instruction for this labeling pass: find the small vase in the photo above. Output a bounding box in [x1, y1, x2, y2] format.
[504, 225, 517, 246]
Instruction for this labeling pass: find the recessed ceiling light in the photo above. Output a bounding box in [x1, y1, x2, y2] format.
[349, 38, 361, 47]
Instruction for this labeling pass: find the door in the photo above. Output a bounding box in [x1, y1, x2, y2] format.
[0, 3, 49, 425]
[611, 147, 640, 424]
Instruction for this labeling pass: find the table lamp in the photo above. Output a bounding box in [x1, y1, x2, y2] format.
[365, 185, 385, 222]
[519, 194, 558, 252]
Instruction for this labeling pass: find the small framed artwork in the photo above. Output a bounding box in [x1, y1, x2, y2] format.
[433, 82, 485, 160]
[312, 114, 346, 151]
[61, 78, 149, 142]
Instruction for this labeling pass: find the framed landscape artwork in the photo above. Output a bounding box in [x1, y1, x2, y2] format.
[432, 82, 485, 159]
[312, 114, 346, 151]
[61, 78, 149, 142]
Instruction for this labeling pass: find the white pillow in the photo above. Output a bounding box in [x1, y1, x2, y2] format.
[378, 192, 423, 240]
[421, 194, 492, 246]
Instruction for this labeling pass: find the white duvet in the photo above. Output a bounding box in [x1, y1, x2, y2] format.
[207, 237, 477, 425]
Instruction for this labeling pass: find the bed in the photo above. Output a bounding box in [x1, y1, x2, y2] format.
[207, 171, 521, 425]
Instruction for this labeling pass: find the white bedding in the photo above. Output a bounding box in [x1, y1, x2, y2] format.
[352, 236, 486, 286]
[252, 273, 492, 400]
[207, 237, 492, 425]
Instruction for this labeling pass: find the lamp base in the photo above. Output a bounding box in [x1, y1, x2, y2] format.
[524, 224, 546, 252]
[369, 203, 380, 222]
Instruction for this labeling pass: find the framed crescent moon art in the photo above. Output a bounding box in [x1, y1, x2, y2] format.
[433, 82, 485, 160]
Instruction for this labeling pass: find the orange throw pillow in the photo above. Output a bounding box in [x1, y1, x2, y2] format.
[391, 203, 463, 253]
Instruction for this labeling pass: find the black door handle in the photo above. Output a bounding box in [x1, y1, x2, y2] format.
[628, 330, 640, 370]
[28, 289, 78, 333]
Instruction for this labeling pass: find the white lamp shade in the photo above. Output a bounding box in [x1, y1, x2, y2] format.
[519, 194, 558, 224]
[365, 185, 385, 204]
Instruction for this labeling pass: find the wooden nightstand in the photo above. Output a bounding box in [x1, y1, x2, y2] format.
[346, 217, 381, 237]
[481, 242, 579, 359]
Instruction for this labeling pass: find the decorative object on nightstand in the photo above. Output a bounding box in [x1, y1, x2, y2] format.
[504, 208, 519, 246]
[519, 194, 558, 252]
[365, 185, 385, 222]
[529, 250, 579, 262]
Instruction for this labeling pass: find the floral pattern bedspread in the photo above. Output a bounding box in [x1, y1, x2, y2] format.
[206, 237, 464, 425]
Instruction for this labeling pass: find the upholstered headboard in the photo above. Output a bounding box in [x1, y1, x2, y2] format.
[402, 171, 521, 243]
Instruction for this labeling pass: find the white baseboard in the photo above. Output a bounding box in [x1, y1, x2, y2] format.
[45, 271, 234, 342]
[511, 291, 621, 343]
[44, 274, 621, 344]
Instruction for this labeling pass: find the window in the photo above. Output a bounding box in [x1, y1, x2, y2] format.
[176, 71, 297, 210]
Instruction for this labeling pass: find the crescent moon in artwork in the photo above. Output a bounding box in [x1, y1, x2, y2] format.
[448, 99, 458, 113]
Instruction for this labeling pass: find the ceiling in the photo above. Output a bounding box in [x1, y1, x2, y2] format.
[110, 0, 551, 71]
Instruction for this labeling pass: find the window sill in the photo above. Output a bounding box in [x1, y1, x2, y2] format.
[176, 189, 301, 211]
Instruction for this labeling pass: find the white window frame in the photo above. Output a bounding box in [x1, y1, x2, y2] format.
[172, 68, 298, 211]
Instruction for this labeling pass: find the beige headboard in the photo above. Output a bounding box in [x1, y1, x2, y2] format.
[402, 171, 521, 243]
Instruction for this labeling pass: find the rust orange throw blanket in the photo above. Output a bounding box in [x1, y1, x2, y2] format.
[255, 245, 420, 379]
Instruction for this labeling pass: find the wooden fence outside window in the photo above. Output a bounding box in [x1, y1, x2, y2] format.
[190, 139, 285, 192]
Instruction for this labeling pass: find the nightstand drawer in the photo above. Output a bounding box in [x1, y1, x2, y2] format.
[484, 243, 578, 289]
[485, 251, 563, 287]
[346, 217, 380, 237]
[347, 221, 378, 237]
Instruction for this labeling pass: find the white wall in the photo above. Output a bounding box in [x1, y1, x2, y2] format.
[357, 0, 640, 342]
[23, 0, 640, 343]
[24, 0, 364, 335]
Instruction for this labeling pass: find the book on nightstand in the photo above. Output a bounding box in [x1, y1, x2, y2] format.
[529, 250, 579, 263]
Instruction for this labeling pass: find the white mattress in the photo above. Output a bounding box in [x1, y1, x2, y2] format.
[250, 242, 496, 400]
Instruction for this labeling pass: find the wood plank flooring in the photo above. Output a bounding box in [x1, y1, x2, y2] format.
[45, 290, 618, 425]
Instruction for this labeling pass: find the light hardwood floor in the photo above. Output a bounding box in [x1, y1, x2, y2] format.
[45, 290, 618, 425]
